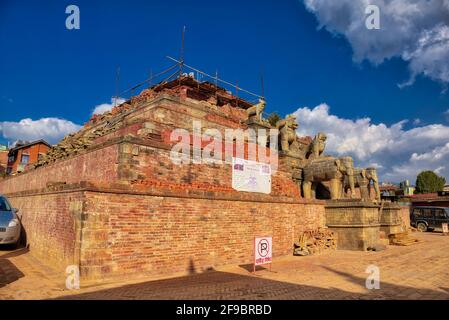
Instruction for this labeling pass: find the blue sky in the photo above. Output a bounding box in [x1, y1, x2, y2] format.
[1, 0, 449, 182]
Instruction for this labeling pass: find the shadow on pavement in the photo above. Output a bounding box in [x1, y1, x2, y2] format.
[56, 268, 449, 300]
[0, 247, 27, 288]
[238, 263, 268, 272]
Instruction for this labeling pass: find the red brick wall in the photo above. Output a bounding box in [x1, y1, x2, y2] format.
[0, 150, 7, 175]
[80, 191, 324, 280]
[0, 94, 327, 280]
[6, 191, 83, 269]
[0, 143, 119, 194]
[0, 150, 8, 166]
[129, 143, 298, 199]
[5, 186, 324, 280]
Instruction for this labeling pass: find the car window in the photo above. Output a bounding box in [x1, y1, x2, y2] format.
[435, 209, 446, 218]
[0, 197, 12, 211]
[423, 209, 432, 218]
[440, 209, 449, 218]
[413, 208, 422, 216]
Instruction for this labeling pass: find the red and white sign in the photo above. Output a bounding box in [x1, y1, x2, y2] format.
[443, 223, 448, 233]
[254, 236, 272, 266]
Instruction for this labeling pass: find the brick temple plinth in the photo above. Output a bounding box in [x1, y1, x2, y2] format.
[325, 199, 381, 251]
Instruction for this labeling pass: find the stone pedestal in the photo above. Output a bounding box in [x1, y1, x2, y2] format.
[245, 118, 272, 131]
[325, 199, 381, 251]
[278, 152, 307, 197]
[379, 202, 402, 236]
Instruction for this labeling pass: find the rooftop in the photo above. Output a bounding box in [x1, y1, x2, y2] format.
[8, 140, 51, 153]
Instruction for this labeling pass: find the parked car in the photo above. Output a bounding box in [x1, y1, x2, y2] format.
[0, 195, 21, 246]
[410, 206, 449, 232]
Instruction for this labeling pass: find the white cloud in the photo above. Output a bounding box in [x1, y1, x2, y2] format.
[303, 0, 449, 87]
[0, 118, 82, 145]
[92, 97, 126, 115]
[294, 103, 449, 183]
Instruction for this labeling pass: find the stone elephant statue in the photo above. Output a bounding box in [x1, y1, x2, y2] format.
[343, 167, 380, 201]
[365, 167, 380, 201]
[343, 168, 369, 200]
[302, 156, 355, 200]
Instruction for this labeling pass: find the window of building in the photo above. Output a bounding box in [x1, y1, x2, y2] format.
[21, 154, 30, 164]
[8, 155, 15, 163]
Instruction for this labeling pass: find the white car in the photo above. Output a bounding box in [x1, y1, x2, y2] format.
[0, 195, 21, 246]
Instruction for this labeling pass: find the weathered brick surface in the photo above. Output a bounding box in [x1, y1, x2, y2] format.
[0, 89, 326, 280]
[0, 144, 119, 194]
[6, 192, 84, 269]
[80, 192, 324, 280]
[126, 143, 298, 198]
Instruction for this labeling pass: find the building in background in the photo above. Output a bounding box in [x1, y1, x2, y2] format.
[408, 193, 449, 208]
[399, 180, 415, 196]
[0, 145, 8, 176]
[380, 183, 400, 201]
[6, 140, 51, 175]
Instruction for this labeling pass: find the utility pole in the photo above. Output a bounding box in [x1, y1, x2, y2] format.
[115, 66, 120, 107]
[179, 26, 186, 83]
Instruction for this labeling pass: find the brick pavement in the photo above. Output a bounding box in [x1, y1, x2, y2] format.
[1, 232, 449, 300]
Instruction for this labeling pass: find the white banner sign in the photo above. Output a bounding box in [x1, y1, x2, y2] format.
[254, 236, 272, 266]
[232, 157, 271, 194]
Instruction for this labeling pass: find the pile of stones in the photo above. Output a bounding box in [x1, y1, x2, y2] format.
[33, 119, 122, 169]
[293, 228, 337, 256]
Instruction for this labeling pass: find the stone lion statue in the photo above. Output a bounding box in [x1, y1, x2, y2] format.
[246, 98, 266, 122]
[276, 114, 299, 152]
[306, 132, 327, 160]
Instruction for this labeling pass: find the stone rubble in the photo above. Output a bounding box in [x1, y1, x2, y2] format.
[293, 228, 337, 256]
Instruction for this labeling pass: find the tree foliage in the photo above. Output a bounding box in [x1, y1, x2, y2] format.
[267, 112, 281, 127]
[415, 170, 446, 194]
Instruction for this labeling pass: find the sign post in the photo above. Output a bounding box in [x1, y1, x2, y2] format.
[254, 236, 272, 273]
[442, 223, 448, 235]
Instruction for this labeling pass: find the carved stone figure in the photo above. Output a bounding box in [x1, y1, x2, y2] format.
[307, 132, 327, 160]
[365, 167, 380, 201]
[302, 156, 355, 200]
[276, 114, 299, 153]
[246, 98, 266, 122]
[344, 168, 369, 199]
[343, 167, 380, 201]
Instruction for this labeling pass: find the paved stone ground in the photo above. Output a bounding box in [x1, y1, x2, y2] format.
[1, 232, 449, 300]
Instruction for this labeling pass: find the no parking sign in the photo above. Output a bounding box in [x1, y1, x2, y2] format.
[254, 236, 272, 271]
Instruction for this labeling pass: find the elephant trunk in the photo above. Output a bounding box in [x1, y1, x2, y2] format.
[347, 171, 356, 198]
[372, 178, 380, 201]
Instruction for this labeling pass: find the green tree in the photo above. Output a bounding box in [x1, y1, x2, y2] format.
[415, 170, 446, 194]
[267, 112, 281, 127]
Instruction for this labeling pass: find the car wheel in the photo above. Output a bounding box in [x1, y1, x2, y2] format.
[417, 222, 427, 232]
